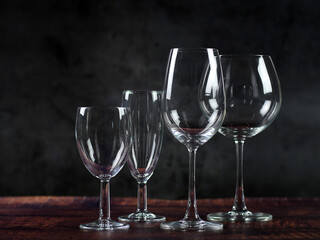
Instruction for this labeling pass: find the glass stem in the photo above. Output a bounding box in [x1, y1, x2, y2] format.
[184, 147, 200, 221]
[137, 183, 147, 212]
[232, 138, 247, 212]
[99, 180, 111, 221]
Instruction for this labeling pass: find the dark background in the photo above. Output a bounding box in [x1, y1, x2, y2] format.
[0, 0, 319, 199]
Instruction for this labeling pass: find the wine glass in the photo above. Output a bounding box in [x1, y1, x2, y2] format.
[207, 55, 282, 222]
[160, 48, 226, 231]
[118, 90, 166, 222]
[75, 106, 131, 230]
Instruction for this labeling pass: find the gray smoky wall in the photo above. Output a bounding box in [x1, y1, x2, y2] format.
[0, 0, 319, 198]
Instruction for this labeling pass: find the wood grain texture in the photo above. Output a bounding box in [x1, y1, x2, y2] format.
[0, 197, 320, 239]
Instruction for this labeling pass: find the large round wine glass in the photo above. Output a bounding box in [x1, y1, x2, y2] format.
[160, 48, 225, 231]
[118, 90, 165, 222]
[75, 107, 131, 230]
[207, 55, 282, 222]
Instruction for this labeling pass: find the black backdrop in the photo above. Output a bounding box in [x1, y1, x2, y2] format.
[0, 0, 319, 199]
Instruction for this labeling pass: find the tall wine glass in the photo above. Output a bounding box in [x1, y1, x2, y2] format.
[118, 90, 165, 222]
[207, 55, 282, 222]
[160, 48, 226, 231]
[75, 107, 131, 230]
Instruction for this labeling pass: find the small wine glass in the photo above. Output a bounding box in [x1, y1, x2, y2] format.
[118, 90, 166, 222]
[75, 106, 131, 230]
[207, 55, 282, 222]
[160, 48, 226, 231]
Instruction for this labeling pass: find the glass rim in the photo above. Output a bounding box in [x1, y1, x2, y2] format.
[220, 54, 271, 58]
[122, 90, 162, 94]
[171, 47, 219, 52]
[77, 106, 129, 111]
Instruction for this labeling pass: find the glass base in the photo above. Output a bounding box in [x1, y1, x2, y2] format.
[160, 219, 223, 231]
[207, 210, 272, 222]
[80, 219, 130, 231]
[118, 211, 166, 222]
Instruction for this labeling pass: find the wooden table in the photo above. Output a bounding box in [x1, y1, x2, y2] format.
[0, 197, 320, 239]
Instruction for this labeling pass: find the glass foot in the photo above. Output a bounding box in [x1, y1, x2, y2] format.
[160, 219, 223, 231]
[207, 210, 272, 222]
[118, 211, 166, 222]
[80, 219, 130, 231]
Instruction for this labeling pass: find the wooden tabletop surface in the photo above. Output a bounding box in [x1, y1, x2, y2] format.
[0, 196, 320, 239]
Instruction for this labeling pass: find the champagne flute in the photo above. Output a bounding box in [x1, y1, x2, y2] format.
[207, 55, 282, 222]
[160, 48, 225, 231]
[118, 90, 165, 222]
[75, 107, 131, 230]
